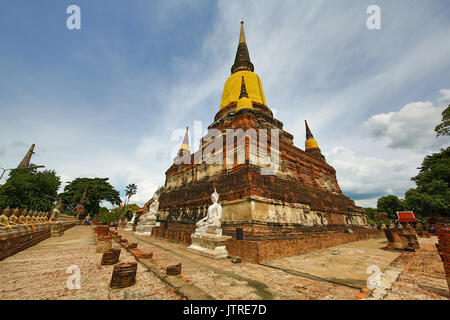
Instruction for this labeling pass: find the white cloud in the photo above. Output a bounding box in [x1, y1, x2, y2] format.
[326, 146, 415, 205]
[1, 0, 450, 209]
[362, 99, 448, 150]
[439, 89, 450, 106]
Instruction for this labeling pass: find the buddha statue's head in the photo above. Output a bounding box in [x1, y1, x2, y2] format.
[211, 189, 219, 204]
[13, 208, 20, 217]
[3, 207, 11, 218]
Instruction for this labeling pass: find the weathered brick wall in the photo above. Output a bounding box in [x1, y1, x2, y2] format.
[226, 229, 384, 263]
[0, 229, 51, 261]
[149, 222, 383, 262]
[0, 222, 76, 261]
[151, 223, 195, 245]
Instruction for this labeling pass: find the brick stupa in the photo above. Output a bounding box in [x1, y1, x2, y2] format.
[150, 21, 368, 249]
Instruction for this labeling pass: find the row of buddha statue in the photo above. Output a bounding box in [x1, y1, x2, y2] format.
[0, 207, 56, 237]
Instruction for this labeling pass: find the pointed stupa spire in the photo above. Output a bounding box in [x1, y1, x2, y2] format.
[17, 144, 35, 168]
[236, 76, 253, 111]
[79, 186, 89, 205]
[304, 120, 319, 150]
[305, 120, 314, 140]
[239, 76, 249, 99]
[231, 21, 254, 74]
[180, 127, 190, 152]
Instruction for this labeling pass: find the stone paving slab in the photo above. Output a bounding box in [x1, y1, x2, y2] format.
[0, 226, 183, 300]
[262, 238, 401, 289]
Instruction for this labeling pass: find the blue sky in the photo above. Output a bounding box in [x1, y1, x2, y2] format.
[0, 0, 449, 207]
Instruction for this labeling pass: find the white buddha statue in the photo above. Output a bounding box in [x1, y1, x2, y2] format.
[141, 192, 160, 222]
[195, 189, 222, 234]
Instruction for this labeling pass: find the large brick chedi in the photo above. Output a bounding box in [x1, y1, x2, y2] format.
[152, 21, 368, 243]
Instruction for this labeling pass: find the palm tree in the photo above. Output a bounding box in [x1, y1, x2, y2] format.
[121, 184, 137, 218]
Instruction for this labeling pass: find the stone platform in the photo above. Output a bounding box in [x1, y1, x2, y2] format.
[187, 226, 231, 259]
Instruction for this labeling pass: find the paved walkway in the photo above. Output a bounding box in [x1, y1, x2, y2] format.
[123, 229, 364, 299]
[0, 226, 182, 300]
[385, 237, 449, 300]
[1, 226, 448, 300]
[262, 238, 401, 289]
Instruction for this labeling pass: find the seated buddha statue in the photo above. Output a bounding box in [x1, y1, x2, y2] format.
[39, 212, 45, 225]
[34, 211, 43, 228]
[9, 208, 20, 227]
[14, 209, 27, 232]
[0, 207, 13, 230]
[196, 189, 222, 232]
[43, 212, 49, 223]
[19, 210, 30, 230]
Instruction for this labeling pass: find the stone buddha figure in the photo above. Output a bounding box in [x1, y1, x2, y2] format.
[32, 211, 38, 225]
[0, 207, 13, 230]
[9, 208, 20, 227]
[44, 212, 50, 223]
[196, 189, 222, 231]
[50, 200, 63, 221]
[142, 192, 160, 221]
[25, 210, 33, 229]
[18, 209, 28, 228]
[40, 212, 47, 225]
[188, 189, 230, 259]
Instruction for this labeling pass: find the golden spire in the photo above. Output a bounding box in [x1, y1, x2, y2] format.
[239, 20, 246, 44]
[17, 144, 35, 168]
[179, 127, 190, 152]
[231, 21, 254, 74]
[304, 121, 319, 150]
[236, 76, 253, 112]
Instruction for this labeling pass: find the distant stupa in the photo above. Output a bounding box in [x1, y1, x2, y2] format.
[17, 144, 35, 168]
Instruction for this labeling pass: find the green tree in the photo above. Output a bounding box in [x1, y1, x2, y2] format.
[59, 177, 121, 216]
[0, 165, 61, 211]
[377, 195, 405, 219]
[405, 147, 450, 217]
[98, 209, 121, 223]
[120, 184, 137, 217]
[124, 184, 138, 207]
[116, 203, 140, 220]
[435, 104, 450, 137]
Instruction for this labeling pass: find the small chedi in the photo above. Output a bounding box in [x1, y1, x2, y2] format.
[135, 189, 161, 237]
[188, 190, 231, 259]
[75, 186, 88, 220]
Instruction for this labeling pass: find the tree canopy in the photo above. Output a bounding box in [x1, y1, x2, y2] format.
[405, 147, 450, 217]
[377, 195, 405, 219]
[0, 165, 61, 211]
[59, 177, 121, 215]
[435, 104, 450, 137]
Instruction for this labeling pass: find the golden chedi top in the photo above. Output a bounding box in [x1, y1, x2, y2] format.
[305, 120, 320, 150]
[179, 127, 190, 152]
[220, 21, 267, 110]
[236, 76, 253, 112]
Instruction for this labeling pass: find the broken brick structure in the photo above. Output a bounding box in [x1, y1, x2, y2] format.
[149, 21, 374, 261]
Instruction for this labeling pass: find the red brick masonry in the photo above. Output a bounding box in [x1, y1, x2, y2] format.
[0, 222, 76, 261]
[226, 229, 384, 263]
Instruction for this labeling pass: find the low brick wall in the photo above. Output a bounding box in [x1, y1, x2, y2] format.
[226, 229, 384, 263]
[151, 223, 195, 245]
[0, 221, 76, 261]
[0, 229, 51, 261]
[63, 221, 77, 231]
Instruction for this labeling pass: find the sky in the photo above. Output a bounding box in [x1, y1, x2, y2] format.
[0, 0, 449, 208]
